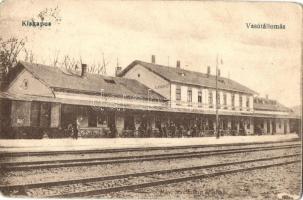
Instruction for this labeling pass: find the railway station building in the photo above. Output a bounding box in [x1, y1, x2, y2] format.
[0, 58, 300, 138]
[119, 58, 299, 136]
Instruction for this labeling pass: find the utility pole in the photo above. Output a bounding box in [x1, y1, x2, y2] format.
[216, 54, 220, 139]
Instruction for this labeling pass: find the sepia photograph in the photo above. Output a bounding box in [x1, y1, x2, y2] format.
[0, 0, 302, 199]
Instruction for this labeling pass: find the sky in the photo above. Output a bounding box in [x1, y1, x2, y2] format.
[0, 0, 301, 107]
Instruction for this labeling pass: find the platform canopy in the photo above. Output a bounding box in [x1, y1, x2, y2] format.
[2, 91, 299, 119]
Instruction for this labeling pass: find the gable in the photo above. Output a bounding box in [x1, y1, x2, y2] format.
[6, 69, 54, 97]
[121, 63, 171, 99]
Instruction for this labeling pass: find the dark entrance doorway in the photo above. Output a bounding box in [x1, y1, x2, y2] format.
[267, 120, 270, 134]
[272, 120, 276, 134]
[40, 102, 51, 128]
[61, 104, 77, 129]
[284, 121, 287, 134]
[108, 112, 116, 137]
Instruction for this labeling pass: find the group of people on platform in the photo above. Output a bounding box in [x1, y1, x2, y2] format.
[67, 123, 79, 139]
[66, 120, 250, 138]
[134, 121, 247, 138]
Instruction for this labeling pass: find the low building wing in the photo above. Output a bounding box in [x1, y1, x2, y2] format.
[10, 61, 166, 101]
[253, 97, 291, 112]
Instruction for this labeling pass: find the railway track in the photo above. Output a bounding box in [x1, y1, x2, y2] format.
[0, 143, 300, 171]
[0, 139, 299, 158]
[1, 153, 300, 198]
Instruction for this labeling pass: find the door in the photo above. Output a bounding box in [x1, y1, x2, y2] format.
[30, 102, 41, 127]
[284, 121, 287, 134]
[40, 102, 50, 128]
[272, 120, 276, 134]
[61, 104, 77, 129]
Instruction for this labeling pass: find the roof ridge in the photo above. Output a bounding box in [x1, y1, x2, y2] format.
[16, 61, 166, 101]
[136, 60, 214, 77]
[19, 61, 118, 79]
[20, 61, 160, 83]
[133, 60, 257, 94]
[136, 60, 249, 83]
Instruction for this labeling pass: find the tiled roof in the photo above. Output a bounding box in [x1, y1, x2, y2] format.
[10, 62, 166, 101]
[290, 105, 301, 117]
[253, 97, 291, 112]
[120, 60, 257, 95]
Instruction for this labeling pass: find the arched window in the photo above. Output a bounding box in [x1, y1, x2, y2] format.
[21, 79, 28, 90]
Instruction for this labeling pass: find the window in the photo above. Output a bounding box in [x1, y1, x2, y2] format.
[176, 85, 181, 104]
[40, 102, 50, 128]
[104, 79, 116, 84]
[198, 90, 202, 107]
[178, 72, 185, 76]
[223, 93, 227, 109]
[30, 102, 41, 127]
[21, 79, 28, 90]
[208, 90, 213, 108]
[24, 80, 28, 88]
[187, 88, 192, 106]
[247, 122, 250, 129]
[246, 96, 250, 109]
[31, 102, 51, 128]
[217, 92, 220, 108]
[231, 93, 235, 109]
[218, 79, 225, 84]
[239, 95, 243, 110]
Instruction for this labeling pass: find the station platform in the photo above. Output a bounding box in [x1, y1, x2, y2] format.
[0, 134, 300, 153]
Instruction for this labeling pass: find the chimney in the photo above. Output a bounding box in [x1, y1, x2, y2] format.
[151, 55, 156, 64]
[115, 66, 122, 76]
[176, 60, 181, 68]
[207, 66, 211, 75]
[81, 64, 87, 77]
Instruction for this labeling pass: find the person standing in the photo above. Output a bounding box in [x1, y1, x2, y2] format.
[67, 123, 74, 138]
[192, 124, 198, 137]
[74, 119, 80, 139]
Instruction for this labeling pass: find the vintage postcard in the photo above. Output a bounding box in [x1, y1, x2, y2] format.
[0, 0, 302, 199]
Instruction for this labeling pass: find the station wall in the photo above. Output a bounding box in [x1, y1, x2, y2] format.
[7, 70, 53, 97]
[122, 64, 171, 99]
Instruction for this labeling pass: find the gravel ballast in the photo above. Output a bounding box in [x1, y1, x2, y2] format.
[1, 148, 299, 185]
[98, 162, 301, 200]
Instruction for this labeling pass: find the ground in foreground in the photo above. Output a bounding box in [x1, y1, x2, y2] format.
[100, 162, 301, 200]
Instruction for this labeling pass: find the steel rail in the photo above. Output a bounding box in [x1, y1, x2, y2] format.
[0, 139, 299, 158]
[0, 153, 300, 197]
[50, 159, 300, 198]
[1, 143, 300, 166]
[1, 144, 300, 171]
